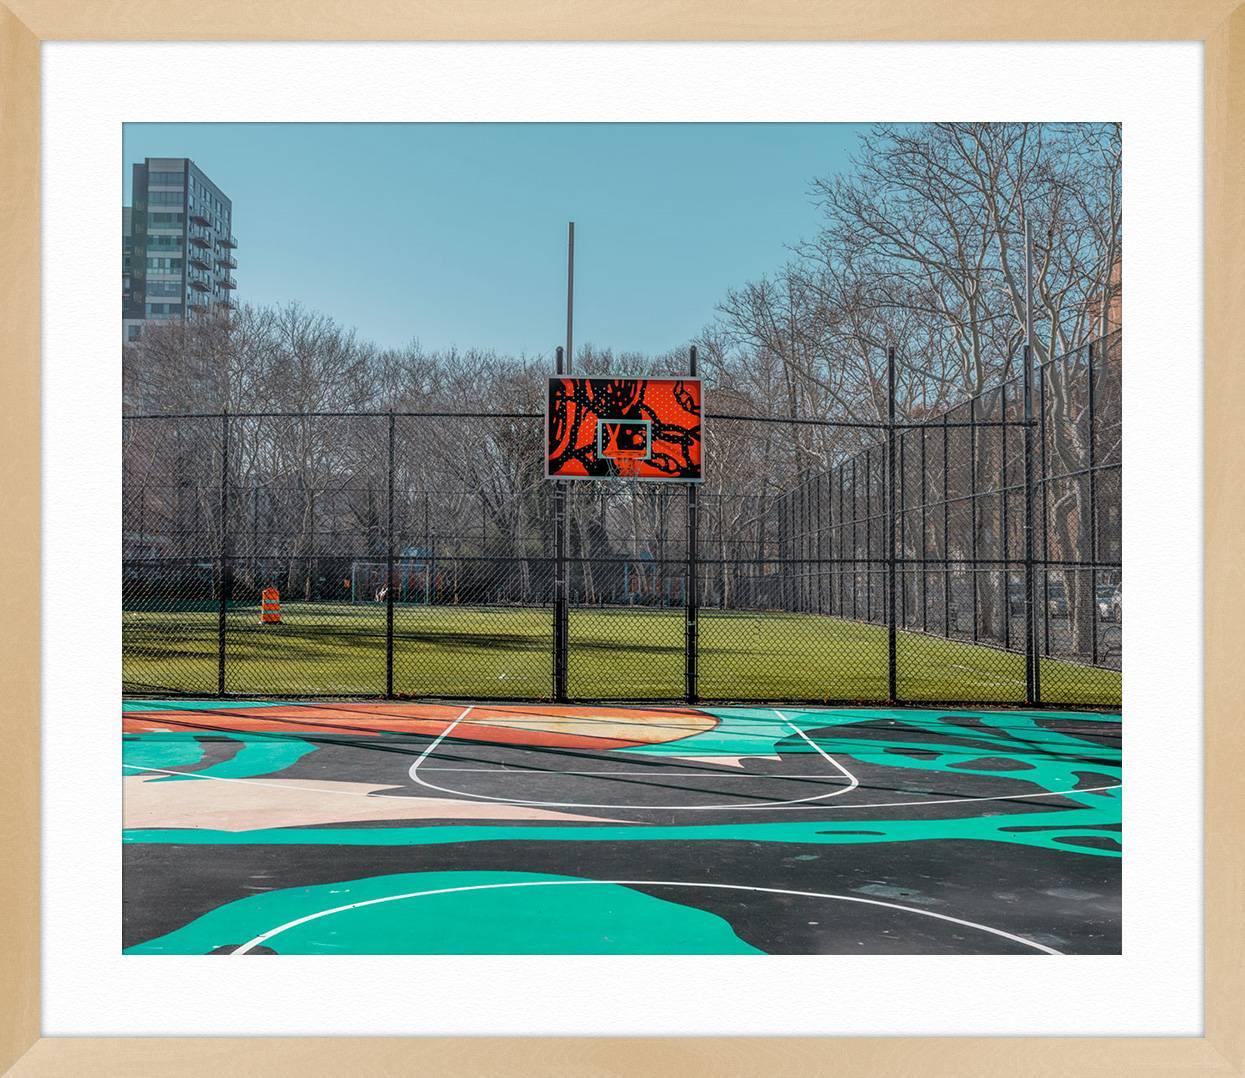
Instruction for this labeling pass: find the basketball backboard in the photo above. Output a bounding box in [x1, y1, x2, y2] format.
[545, 376, 702, 481]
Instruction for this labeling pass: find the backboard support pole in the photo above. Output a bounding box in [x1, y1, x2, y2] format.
[553, 344, 569, 702]
[686, 345, 699, 704]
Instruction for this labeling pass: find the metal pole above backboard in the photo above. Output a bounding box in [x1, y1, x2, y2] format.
[566, 222, 575, 373]
[1024, 217, 1034, 348]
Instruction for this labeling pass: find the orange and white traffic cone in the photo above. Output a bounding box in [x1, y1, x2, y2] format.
[260, 587, 282, 624]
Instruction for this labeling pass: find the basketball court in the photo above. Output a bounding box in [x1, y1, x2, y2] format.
[122, 358, 1121, 954]
[123, 699, 1120, 954]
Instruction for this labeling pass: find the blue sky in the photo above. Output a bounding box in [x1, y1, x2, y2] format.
[122, 123, 866, 356]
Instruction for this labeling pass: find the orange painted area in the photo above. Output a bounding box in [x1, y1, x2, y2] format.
[123, 702, 715, 750]
[466, 705, 712, 745]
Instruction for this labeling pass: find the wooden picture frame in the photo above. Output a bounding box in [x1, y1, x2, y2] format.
[1, 3, 1240, 1074]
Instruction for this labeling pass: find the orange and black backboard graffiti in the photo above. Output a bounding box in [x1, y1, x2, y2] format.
[545, 376, 702, 481]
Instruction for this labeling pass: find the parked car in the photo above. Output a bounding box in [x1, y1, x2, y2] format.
[1008, 579, 1069, 617]
[1097, 583, 1122, 622]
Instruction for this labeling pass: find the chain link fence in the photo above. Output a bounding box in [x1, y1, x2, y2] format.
[123, 331, 1120, 707]
[763, 332, 1121, 706]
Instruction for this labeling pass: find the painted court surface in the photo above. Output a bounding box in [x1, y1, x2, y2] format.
[123, 701, 1121, 955]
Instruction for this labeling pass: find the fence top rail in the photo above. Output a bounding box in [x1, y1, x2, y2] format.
[125, 408, 890, 427]
[124, 410, 545, 420]
[122, 408, 1037, 431]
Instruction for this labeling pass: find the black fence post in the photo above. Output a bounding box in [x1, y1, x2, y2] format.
[814, 471, 823, 614]
[826, 473, 835, 616]
[1087, 340, 1099, 667]
[386, 412, 396, 698]
[1001, 386, 1011, 652]
[865, 448, 873, 623]
[424, 492, 432, 605]
[920, 426, 928, 632]
[1037, 361, 1047, 703]
[1022, 344, 1038, 705]
[251, 485, 259, 593]
[686, 344, 700, 704]
[788, 492, 796, 609]
[797, 477, 806, 612]
[838, 465, 846, 615]
[851, 458, 858, 620]
[969, 397, 979, 643]
[898, 428, 907, 632]
[553, 346, 569, 702]
[942, 413, 951, 635]
[658, 487, 667, 608]
[217, 409, 229, 697]
[886, 346, 898, 704]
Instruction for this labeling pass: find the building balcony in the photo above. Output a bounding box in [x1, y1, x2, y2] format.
[189, 233, 211, 249]
[219, 233, 238, 249]
[190, 210, 211, 226]
[189, 278, 211, 292]
[219, 276, 237, 290]
[188, 252, 212, 270]
[221, 298, 239, 311]
[217, 254, 238, 269]
[188, 301, 210, 314]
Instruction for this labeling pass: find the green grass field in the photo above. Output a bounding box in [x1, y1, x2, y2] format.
[122, 602, 1121, 707]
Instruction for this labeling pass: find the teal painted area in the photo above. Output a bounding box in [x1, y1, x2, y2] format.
[123, 699, 288, 712]
[636, 706, 1120, 816]
[622, 707, 822, 757]
[123, 733, 317, 782]
[196, 737, 317, 779]
[628, 706, 1118, 760]
[122, 736, 205, 773]
[123, 871, 763, 955]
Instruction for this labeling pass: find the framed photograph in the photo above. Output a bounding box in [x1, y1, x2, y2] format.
[1, 2, 1241, 1074]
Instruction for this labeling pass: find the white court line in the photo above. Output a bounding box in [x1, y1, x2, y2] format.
[409, 705, 475, 767]
[406, 711, 858, 811]
[420, 770, 848, 778]
[229, 878, 1061, 956]
[775, 708, 860, 797]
